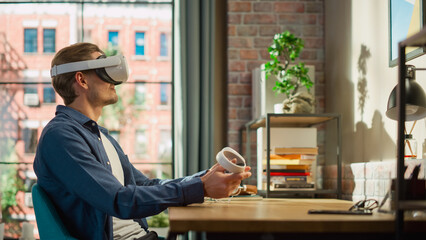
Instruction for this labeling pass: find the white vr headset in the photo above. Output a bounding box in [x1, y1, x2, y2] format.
[50, 54, 129, 85]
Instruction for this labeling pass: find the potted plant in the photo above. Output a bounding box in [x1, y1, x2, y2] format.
[147, 211, 169, 239]
[263, 31, 315, 113]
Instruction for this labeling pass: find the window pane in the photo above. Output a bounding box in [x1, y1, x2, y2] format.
[135, 129, 148, 156]
[24, 28, 37, 53]
[43, 86, 56, 103]
[43, 29, 56, 53]
[108, 31, 119, 46]
[135, 83, 146, 106]
[160, 33, 167, 56]
[23, 128, 38, 153]
[1, 2, 173, 238]
[158, 129, 172, 162]
[135, 32, 145, 56]
[160, 83, 169, 105]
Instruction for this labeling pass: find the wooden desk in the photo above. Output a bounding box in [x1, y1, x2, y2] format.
[167, 198, 426, 240]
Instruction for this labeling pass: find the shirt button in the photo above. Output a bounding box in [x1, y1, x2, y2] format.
[107, 162, 110, 165]
[92, 123, 96, 126]
[98, 137, 101, 141]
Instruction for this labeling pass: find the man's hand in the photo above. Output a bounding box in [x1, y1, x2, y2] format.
[200, 160, 252, 198]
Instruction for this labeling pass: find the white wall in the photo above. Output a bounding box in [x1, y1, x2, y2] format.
[325, 0, 426, 165]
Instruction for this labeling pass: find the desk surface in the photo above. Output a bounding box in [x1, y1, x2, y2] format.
[168, 198, 425, 233]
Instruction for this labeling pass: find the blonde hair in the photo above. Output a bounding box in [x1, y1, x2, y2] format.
[51, 43, 104, 105]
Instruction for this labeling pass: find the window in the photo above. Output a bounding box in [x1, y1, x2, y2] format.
[43, 29, 55, 53]
[158, 129, 171, 162]
[24, 28, 37, 53]
[135, 83, 146, 106]
[135, 129, 148, 156]
[110, 131, 120, 143]
[23, 128, 38, 154]
[108, 31, 119, 46]
[135, 32, 145, 56]
[24, 87, 39, 106]
[160, 83, 169, 106]
[43, 86, 56, 103]
[160, 33, 168, 56]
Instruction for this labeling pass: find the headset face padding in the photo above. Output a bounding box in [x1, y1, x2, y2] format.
[94, 55, 121, 85]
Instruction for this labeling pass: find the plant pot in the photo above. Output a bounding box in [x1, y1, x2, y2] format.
[282, 92, 315, 114]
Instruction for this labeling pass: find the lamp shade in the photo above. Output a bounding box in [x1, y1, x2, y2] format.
[386, 78, 426, 121]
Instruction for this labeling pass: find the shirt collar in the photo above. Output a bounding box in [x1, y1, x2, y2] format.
[55, 105, 109, 135]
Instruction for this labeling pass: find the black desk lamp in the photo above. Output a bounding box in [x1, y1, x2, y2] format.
[386, 65, 426, 121]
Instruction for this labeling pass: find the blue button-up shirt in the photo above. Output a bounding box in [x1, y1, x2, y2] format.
[34, 105, 205, 240]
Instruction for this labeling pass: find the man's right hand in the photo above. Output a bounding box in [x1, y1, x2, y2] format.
[200, 161, 251, 198]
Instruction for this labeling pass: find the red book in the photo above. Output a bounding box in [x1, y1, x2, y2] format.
[269, 172, 310, 176]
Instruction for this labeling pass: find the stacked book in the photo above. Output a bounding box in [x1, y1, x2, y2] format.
[263, 147, 318, 190]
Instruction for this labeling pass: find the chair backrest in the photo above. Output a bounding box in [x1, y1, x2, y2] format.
[32, 183, 78, 240]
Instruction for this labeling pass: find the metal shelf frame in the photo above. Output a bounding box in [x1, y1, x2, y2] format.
[395, 27, 426, 239]
[240, 113, 342, 199]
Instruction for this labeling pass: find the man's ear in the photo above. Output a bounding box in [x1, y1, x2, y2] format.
[74, 72, 88, 89]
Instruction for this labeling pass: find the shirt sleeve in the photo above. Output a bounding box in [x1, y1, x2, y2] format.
[39, 125, 205, 219]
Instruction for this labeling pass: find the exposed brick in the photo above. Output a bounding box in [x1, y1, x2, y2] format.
[244, 14, 277, 24]
[281, 26, 302, 36]
[228, 60, 246, 72]
[278, 14, 301, 24]
[260, 49, 271, 60]
[302, 25, 318, 37]
[259, 25, 281, 37]
[228, 37, 253, 48]
[228, 108, 238, 119]
[240, 72, 252, 83]
[247, 60, 265, 72]
[304, 38, 324, 48]
[243, 96, 252, 107]
[300, 50, 317, 60]
[228, 25, 236, 36]
[274, 2, 304, 13]
[228, 49, 239, 60]
[227, 132, 240, 145]
[228, 95, 243, 107]
[254, 37, 272, 48]
[237, 108, 251, 119]
[228, 14, 242, 24]
[240, 49, 258, 60]
[253, 2, 272, 12]
[228, 2, 252, 12]
[228, 119, 250, 132]
[306, 2, 323, 13]
[228, 72, 240, 83]
[237, 26, 258, 36]
[302, 14, 317, 25]
[228, 83, 251, 95]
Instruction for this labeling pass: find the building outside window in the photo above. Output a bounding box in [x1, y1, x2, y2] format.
[135, 129, 148, 156]
[24, 28, 37, 53]
[24, 87, 39, 106]
[160, 82, 169, 106]
[108, 31, 119, 46]
[1, 2, 173, 238]
[135, 32, 145, 56]
[23, 128, 38, 153]
[160, 33, 167, 56]
[43, 86, 56, 104]
[43, 29, 55, 53]
[158, 129, 171, 162]
[135, 83, 146, 106]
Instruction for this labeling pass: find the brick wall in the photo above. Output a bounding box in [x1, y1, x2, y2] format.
[227, 0, 326, 151]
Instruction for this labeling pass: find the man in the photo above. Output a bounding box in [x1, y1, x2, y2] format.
[33, 42, 251, 240]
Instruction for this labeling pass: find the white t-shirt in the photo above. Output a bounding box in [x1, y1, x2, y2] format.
[100, 131, 146, 240]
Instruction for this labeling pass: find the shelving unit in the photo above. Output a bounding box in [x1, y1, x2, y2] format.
[395, 27, 426, 239]
[240, 113, 342, 198]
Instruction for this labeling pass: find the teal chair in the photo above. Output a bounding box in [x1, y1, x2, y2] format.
[32, 183, 78, 240]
